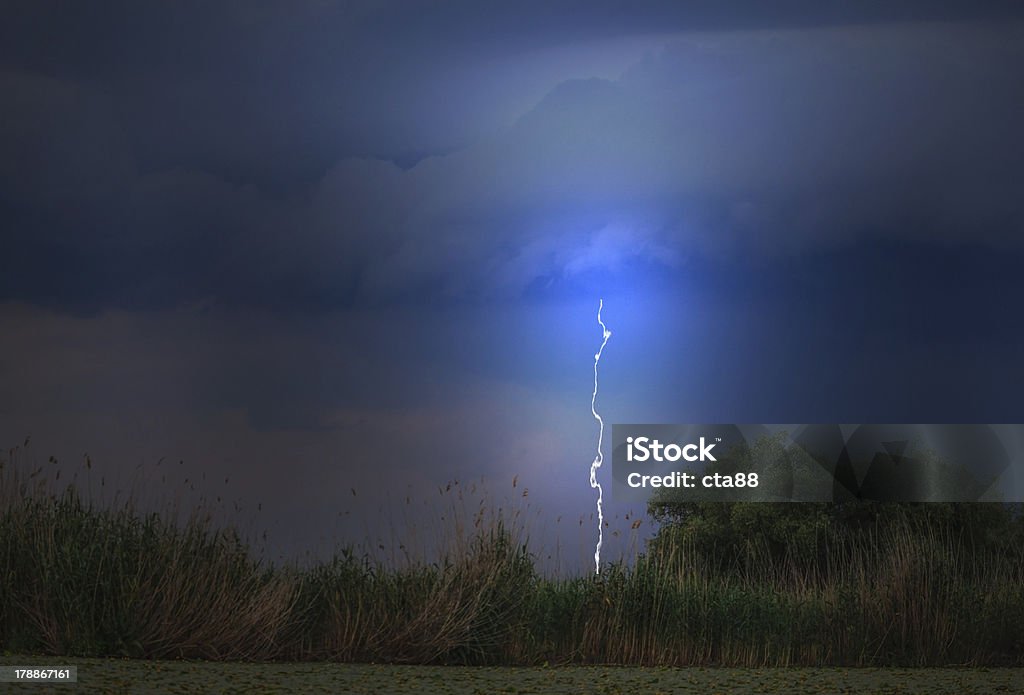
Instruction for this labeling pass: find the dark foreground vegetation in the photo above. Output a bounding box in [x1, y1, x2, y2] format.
[1, 445, 1023, 667]
[4, 659, 1022, 695]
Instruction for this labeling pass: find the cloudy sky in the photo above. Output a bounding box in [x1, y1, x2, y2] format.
[2, 1, 1023, 570]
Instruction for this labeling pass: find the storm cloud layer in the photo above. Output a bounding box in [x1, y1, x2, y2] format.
[3, 5, 1023, 311]
[2, 2, 1023, 567]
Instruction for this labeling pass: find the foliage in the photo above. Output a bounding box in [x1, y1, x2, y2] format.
[2, 445, 1023, 666]
[647, 433, 1024, 576]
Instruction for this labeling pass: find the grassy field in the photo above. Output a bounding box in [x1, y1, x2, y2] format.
[2, 444, 1023, 668]
[1, 657, 1022, 694]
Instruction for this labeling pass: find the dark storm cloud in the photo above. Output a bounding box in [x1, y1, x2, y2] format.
[2, 1, 1021, 180]
[3, 2, 1024, 566]
[1, 3, 1023, 313]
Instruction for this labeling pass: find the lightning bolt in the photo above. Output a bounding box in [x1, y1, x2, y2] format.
[590, 299, 611, 575]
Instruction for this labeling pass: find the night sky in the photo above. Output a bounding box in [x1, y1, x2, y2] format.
[2, 2, 1023, 570]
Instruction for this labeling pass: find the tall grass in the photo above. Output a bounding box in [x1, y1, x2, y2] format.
[1, 445, 1022, 665]
[0, 448, 295, 659]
